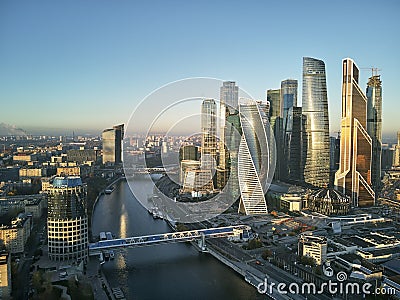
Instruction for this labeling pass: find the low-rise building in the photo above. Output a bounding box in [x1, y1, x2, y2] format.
[0, 251, 11, 299]
[280, 194, 302, 212]
[19, 168, 43, 178]
[0, 194, 46, 217]
[298, 234, 327, 265]
[0, 214, 31, 254]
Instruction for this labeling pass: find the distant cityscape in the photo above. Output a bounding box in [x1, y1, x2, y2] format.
[1, 57, 400, 300]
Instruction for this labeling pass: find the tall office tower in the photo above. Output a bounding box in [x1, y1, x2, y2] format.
[47, 176, 88, 262]
[217, 81, 239, 191]
[366, 75, 383, 194]
[237, 100, 269, 215]
[201, 99, 217, 171]
[222, 112, 241, 199]
[302, 57, 330, 187]
[267, 89, 283, 180]
[335, 58, 375, 207]
[281, 79, 298, 131]
[102, 124, 124, 165]
[286, 106, 305, 182]
[394, 132, 400, 167]
[281, 79, 298, 180]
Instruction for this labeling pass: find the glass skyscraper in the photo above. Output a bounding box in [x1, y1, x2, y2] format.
[286, 106, 305, 182]
[335, 58, 375, 207]
[102, 124, 124, 165]
[281, 79, 298, 132]
[366, 75, 382, 195]
[237, 100, 270, 215]
[302, 57, 330, 187]
[201, 99, 217, 171]
[281, 79, 299, 181]
[266, 89, 283, 180]
[217, 81, 239, 193]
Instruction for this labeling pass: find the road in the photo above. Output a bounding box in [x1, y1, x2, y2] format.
[12, 213, 47, 300]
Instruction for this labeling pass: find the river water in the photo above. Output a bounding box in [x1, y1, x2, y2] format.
[91, 178, 264, 300]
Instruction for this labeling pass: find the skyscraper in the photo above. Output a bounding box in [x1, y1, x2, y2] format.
[335, 58, 375, 207]
[267, 89, 283, 180]
[366, 75, 383, 194]
[302, 57, 330, 187]
[217, 81, 239, 192]
[237, 100, 269, 215]
[286, 106, 305, 182]
[281, 79, 300, 181]
[281, 79, 298, 132]
[201, 99, 217, 171]
[102, 124, 124, 165]
[47, 176, 88, 262]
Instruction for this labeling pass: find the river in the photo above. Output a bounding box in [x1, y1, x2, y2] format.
[91, 178, 264, 300]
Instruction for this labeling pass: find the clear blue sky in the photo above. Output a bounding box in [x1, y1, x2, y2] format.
[0, 0, 399, 137]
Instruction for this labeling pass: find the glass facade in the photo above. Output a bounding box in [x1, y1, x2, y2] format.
[286, 106, 305, 182]
[217, 81, 239, 193]
[366, 75, 382, 195]
[281, 79, 298, 132]
[302, 57, 330, 187]
[201, 99, 217, 171]
[47, 176, 88, 262]
[102, 124, 124, 165]
[335, 58, 375, 207]
[266, 89, 283, 180]
[237, 100, 270, 215]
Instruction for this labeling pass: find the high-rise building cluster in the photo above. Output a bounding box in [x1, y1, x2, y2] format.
[185, 56, 385, 215]
[267, 57, 330, 188]
[265, 57, 383, 209]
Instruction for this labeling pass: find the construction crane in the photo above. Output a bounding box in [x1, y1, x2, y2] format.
[360, 66, 381, 77]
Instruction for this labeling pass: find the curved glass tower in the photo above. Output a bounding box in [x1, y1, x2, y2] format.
[237, 100, 272, 215]
[47, 176, 88, 262]
[302, 57, 330, 187]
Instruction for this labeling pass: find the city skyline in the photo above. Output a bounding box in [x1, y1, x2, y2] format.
[0, 1, 399, 137]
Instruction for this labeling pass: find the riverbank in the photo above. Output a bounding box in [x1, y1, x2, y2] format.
[92, 179, 263, 299]
[90, 175, 124, 240]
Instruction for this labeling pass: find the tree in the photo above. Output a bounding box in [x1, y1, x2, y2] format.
[261, 249, 273, 260]
[244, 238, 263, 250]
[300, 255, 316, 266]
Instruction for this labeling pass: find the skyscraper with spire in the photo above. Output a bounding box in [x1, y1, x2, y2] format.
[335, 58, 375, 207]
[366, 74, 383, 196]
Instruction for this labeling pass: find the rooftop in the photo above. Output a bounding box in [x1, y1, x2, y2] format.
[52, 176, 82, 188]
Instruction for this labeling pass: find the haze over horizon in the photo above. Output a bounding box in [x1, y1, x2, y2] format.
[1, 1, 399, 137]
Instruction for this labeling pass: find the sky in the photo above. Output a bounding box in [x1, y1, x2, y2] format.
[0, 0, 399, 138]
